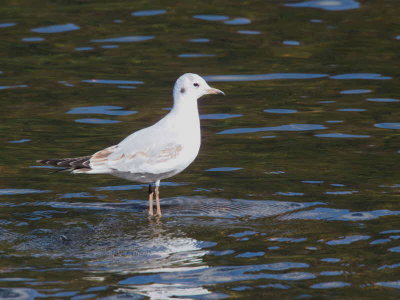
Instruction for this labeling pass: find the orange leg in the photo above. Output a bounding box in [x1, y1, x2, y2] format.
[148, 184, 154, 216]
[155, 180, 162, 217]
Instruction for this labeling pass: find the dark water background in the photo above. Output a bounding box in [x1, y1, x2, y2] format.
[1, 0, 400, 298]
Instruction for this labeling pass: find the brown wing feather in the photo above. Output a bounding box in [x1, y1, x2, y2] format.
[37, 155, 92, 170]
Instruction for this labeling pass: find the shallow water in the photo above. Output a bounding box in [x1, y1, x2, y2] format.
[1, 0, 400, 298]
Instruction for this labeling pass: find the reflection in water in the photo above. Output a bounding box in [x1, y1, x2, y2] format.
[0, 22, 16, 28]
[0, 188, 50, 195]
[286, 0, 360, 11]
[67, 106, 137, 116]
[314, 133, 370, 138]
[200, 113, 242, 119]
[193, 15, 229, 21]
[21, 37, 45, 42]
[264, 109, 297, 114]
[330, 73, 392, 80]
[375, 123, 400, 129]
[82, 79, 143, 85]
[337, 108, 366, 112]
[205, 73, 327, 82]
[131, 10, 167, 16]
[31, 23, 80, 33]
[283, 40, 300, 46]
[90, 36, 154, 43]
[218, 124, 327, 134]
[310, 281, 351, 289]
[367, 98, 399, 102]
[178, 53, 216, 58]
[237, 30, 261, 35]
[74, 118, 121, 124]
[340, 89, 372, 94]
[224, 17, 251, 25]
[188, 38, 210, 43]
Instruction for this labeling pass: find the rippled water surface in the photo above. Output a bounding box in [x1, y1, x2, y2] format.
[1, 0, 400, 298]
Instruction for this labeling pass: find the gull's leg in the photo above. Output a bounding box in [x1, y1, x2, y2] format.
[155, 180, 161, 217]
[148, 183, 154, 216]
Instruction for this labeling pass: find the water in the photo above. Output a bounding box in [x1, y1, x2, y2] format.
[1, 0, 400, 298]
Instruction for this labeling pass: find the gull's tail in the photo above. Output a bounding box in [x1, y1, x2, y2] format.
[36, 156, 92, 172]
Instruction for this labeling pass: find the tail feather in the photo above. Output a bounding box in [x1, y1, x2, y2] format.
[37, 155, 92, 171]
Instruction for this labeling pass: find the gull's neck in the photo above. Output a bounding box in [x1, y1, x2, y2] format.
[170, 94, 199, 117]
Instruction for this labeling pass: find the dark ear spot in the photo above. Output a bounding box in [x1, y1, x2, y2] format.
[180, 87, 185, 93]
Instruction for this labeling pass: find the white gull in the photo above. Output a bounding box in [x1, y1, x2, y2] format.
[37, 73, 224, 216]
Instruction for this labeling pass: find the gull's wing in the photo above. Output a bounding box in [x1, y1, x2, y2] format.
[89, 121, 184, 175]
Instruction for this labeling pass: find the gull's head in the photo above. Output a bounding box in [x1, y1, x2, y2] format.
[173, 73, 224, 101]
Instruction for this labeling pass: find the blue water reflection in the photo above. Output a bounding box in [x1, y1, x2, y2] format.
[21, 37, 45, 42]
[193, 15, 229, 21]
[82, 79, 143, 85]
[375, 123, 400, 129]
[67, 106, 136, 116]
[218, 124, 327, 134]
[286, 0, 360, 11]
[91, 36, 154, 43]
[205, 73, 327, 82]
[314, 133, 370, 138]
[0, 22, 16, 28]
[340, 89, 372, 94]
[131, 10, 167, 16]
[367, 98, 399, 102]
[224, 18, 251, 25]
[31, 23, 80, 33]
[74, 118, 121, 124]
[237, 30, 261, 35]
[264, 109, 298, 114]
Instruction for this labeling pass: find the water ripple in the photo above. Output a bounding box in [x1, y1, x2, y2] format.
[340, 89, 372, 94]
[283, 40, 300, 46]
[131, 10, 166, 17]
[326, 235, 370, 245]
[67, 106, 137, 116]
[82, 79, 143, 85]
[21, 37, 45, 42]
[119, 263, 314, 285]
[376, 281, 400, 289]
[264, 109, 298, 114]
[31, 23, 80, 33]
[375, 123, 400, 129]
[282, 207, 400, 221]
[0, 188, 50, 196]
[238, 30, 261, 35]
[367, 98, 399, 102]
[286, 0, 360, 11]
[224, 18, 251, 25]
[91, 36, 154, 43]
[74, 118, 121, 124]
[193, 15, 229, 21]
[310, 281, 351, 289]
[0, 22, 17, 28]
[331, 73, 391, 80]
[178, 54, 215, 58]
[200, 113, 242, 119]
[205, 73, 327, 82]
[218, 124, 327, 134]
[314, 133, 370, 138]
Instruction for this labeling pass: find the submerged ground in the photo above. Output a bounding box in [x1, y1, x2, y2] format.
[0, 0, 400, 298]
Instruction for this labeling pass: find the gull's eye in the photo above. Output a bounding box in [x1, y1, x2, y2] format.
[193, 83, 199, 87]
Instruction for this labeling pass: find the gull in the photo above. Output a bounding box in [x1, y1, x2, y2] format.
[37, 73, 224, 217]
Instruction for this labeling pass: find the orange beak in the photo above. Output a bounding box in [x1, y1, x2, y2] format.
[206, 88, 225, 95]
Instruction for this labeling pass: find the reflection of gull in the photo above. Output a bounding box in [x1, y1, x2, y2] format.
[89, 234, 213, 300]
[37, 73, 224, 217]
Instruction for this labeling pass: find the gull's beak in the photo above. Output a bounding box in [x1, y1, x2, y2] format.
[206, 87, 225, 96]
